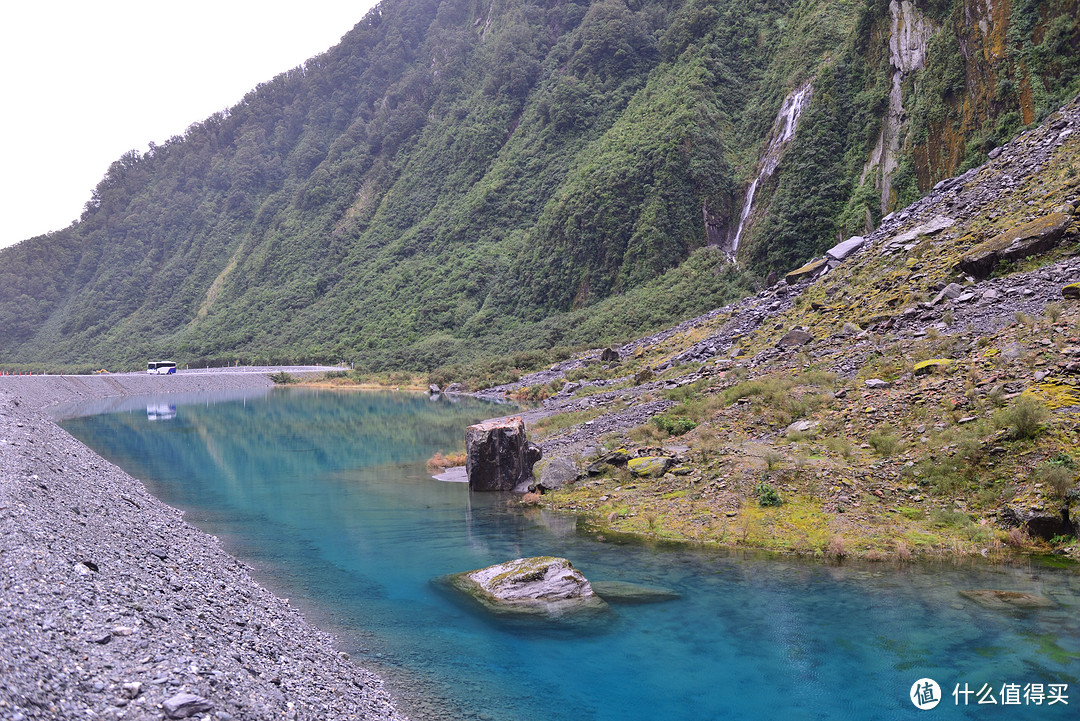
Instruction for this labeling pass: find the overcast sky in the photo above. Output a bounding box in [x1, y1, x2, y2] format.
[0, 1, 380, 249]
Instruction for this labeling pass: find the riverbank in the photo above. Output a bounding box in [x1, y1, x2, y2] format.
[0, 371, 406, 720]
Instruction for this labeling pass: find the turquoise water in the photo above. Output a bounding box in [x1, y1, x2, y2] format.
[60, 388, 1079, 720]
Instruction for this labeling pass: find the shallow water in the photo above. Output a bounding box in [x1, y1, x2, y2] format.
[61, 388, 1079, 720]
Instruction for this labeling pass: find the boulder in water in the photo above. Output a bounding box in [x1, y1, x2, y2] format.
[465, 417, 542, 491]
[444, 557, 609, 620]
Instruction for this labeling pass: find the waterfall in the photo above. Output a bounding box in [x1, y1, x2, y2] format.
[729, 81, 812, 257]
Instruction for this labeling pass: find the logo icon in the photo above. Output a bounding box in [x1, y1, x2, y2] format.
[911, 678, 942, 710]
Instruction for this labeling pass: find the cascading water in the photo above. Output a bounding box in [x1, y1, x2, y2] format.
[729, 81, 812, 258]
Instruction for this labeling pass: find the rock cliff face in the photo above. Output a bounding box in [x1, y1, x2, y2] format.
[863, 0, 936, 214]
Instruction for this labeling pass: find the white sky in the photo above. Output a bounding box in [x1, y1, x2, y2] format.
[0, 1, 380, 249]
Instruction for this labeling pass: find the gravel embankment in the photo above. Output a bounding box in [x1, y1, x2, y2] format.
[0, 371, 406, 721]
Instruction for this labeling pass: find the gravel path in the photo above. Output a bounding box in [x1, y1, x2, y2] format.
[0, 370, 406, 721]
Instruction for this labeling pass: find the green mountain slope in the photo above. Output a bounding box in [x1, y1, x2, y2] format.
[1, 0, 1077, 372]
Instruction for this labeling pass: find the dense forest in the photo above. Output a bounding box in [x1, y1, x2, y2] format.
[1, 0, 1078, 373]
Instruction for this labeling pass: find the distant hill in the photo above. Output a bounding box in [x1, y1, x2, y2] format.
[1, 0, 1077, 372]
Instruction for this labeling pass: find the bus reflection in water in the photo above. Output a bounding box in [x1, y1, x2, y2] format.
[147, 404, 176, 421]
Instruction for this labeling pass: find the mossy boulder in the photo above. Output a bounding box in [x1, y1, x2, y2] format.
[913, 358, 953, 376]
[1063, 283, 1080, 299]
[784, 258, 827, 284]
[628, 456, 672, 477]
[958, 213, 1072, 279]
[442, 557, 610, 621]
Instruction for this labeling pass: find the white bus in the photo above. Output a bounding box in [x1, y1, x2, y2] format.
[146, 361, 177, 375]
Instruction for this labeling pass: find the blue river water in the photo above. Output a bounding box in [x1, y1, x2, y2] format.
[58, 388, 1079, 720]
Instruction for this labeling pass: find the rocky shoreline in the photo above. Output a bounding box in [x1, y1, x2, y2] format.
[0, 371, 406, 721]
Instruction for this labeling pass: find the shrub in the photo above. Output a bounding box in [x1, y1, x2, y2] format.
[269, 371, 298, 385]
[756, 482, 783, 507]
[995, 396, 1049, 439]
[823, 436, 855, 458]
[1036, 463, 1074, 499]
[762, 450, 784, 470]
[867, 428, 903, 457]
[652, 414, 697, 436]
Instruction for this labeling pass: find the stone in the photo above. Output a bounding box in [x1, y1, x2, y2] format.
[864, 379, 891, 389]
[600, 448, 633, 466]
[784, 258, 827, 284]
[600, 347, 620, 362]
[786, 419, 819, 435]
[535, 456, 580, 491]
[825, 236, 865, 262]
[958, 213, 1072, 279]
[776, 328, 813, 348]
[1063, 283, 1080, 299]
[443, 382, 466, 393]
[163, 693, 214, 719]
[627, 456, 672, 477]
[891, 215, 954, 246]
[999, 505, 1076, 541]
[443, 557, 609, 619]
[428, 383, 441, 394]
[634, 368, 655, 384]
[913, 359, 953, 376]
[121, 682, 142, 700]
[958, 589, 1056, 611]
[465, 417, 542, 492]
[590, 581, 681, 604]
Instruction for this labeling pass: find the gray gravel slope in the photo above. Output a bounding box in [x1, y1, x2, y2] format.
[0, 372, 405, 721]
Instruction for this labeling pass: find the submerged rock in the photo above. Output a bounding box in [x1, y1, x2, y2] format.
[443, 557, 609, 620]
[958, 589, 1056, 611]
[591, 581, 681, 605]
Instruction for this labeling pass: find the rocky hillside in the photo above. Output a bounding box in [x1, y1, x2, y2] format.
[472, 91, 1080, 561]
[1, 0, 1077, 373]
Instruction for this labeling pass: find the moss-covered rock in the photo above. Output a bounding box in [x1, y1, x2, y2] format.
[1063, 283, 1080, 299]
[627, 456, 672, 477]
[913, 358, 954, 375]
[784, 258, 827, 284]
[441, 557, 610, 621]
[958, 213, 1072, 279]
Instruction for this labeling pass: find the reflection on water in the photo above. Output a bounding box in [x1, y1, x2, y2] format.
[146, 403, 176, 421]
[61, 389, 1080, 721]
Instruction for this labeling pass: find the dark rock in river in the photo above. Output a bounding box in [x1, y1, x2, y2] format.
[465, 417, 542, 491]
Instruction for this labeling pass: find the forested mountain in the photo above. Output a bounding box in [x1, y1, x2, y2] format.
[1, 0, 1078, 372]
